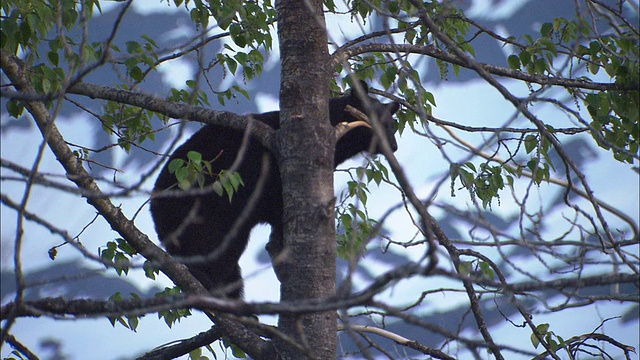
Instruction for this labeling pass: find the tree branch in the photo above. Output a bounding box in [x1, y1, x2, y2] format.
[338, 324, 456, 360]
[331, 43, 638, 91]
[0, 51, 276, 153]
[4, 333, 40, 360]
[137, 326, 223, 360]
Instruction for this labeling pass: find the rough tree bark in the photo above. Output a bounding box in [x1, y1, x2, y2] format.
[274, 0, 337, 358]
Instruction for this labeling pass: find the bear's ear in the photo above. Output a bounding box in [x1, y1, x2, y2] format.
[349, 80, 369, 101]
[388, 101, 400, 114]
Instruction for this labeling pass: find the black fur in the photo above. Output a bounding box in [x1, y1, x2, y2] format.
[150, 83, 400, 298]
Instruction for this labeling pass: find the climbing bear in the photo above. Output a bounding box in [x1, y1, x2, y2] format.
[150, 82, 400, 298]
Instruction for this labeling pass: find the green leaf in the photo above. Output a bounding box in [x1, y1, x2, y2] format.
[507, 54, 521, 70]
[452, 63, 461, 77]
[478, 261, 495, 280]
[524, 134, 538, 154]
[540, 22, 553, 37]
[130, 66, 143, 81]
[231, 85, 248, 100]
[424, 91, 437, 106]
[126, 41, 141, 54]
[168, 159, 185, 174]
[534, 57, 548, 73]
[187, 150, 202, 164]
[175, 166, 189, 183]
[230, 343, 246, 358]
[530, 332, 540, 349]
[537, 323, 550, 334]
[47, 51, 59, 66]
[127, 315, 139, 331]
[143, 260, 159, 280]
[463, 162, 476, 172]
[114, 252, 130, 275]
[41, 78, 51, 94]
[229, 172, 244, 190]
[226, 57, 238, 74]
[222, 179, 234, 201]
[381, 66, 397, 90]
[7, 99, 24, 118]
[212, 181, 224, 197]
[141, 34, 158, 48]
[188, 348, 203, 360]
[539, 37, 558, 56]
[519, 50, 531, 66]
[458, 168, 474, 189]
[457, 261, 472, 275]
[100, 247, 115, 265]
[116, 238, 137, 255]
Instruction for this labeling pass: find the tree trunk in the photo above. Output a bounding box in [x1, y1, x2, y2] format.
[274, 0, 336, 358]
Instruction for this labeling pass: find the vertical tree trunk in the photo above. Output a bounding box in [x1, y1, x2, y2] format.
[275, 0, 336, 358]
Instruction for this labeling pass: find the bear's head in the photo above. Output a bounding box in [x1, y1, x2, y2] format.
[332, 81, 401, 165]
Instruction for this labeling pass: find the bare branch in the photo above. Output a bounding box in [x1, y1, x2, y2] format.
[338, 324, 456, 360]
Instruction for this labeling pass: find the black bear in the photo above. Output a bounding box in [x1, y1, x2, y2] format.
[150, 82, 400, 298]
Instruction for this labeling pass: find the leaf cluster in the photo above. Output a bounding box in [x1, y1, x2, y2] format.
[530, 323, 567, 356]
[155, 286, 192, 328]
[107, 291, 142, 331]
[101, 98, 158, 152]
[100, 238, 137, 276]
[1, 0, 101, 56]
[170, 0, 275, 103]
[506, 18, 639, 164]
[336, 160, 393, 259]
[168, 150, 245, 202]
[450, 162, 506, 210]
